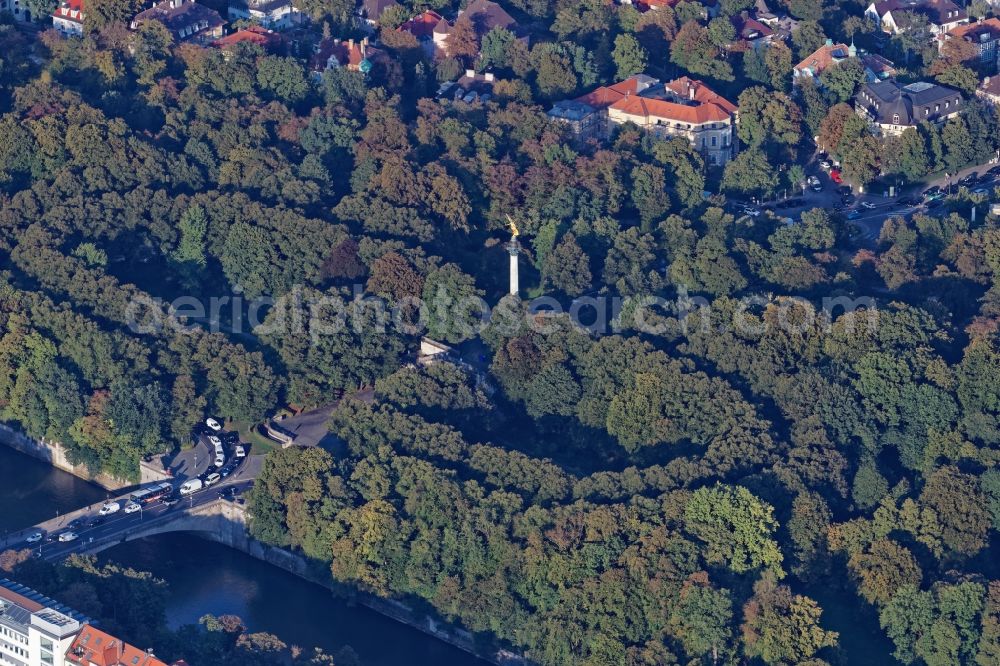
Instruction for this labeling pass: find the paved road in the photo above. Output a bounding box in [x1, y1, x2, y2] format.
[2, 474, 255, 562]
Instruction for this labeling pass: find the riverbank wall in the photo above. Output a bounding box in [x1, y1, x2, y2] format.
[199, 501, 527, 666]
[0, 424, 170, 491]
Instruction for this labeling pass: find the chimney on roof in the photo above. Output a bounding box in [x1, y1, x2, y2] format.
[348, 38, 354, 51]
[465, 68, 475, 78]
[689, 82, 695, 100]
[484, 72, 494, 81]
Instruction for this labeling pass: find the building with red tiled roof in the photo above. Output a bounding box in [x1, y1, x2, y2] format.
[940, 17, 1000, 65]
[310, 37, 384, 76]
[398, 10, 444, 57]
[210, 25, 283, 53]
[65, 625, 170, 666]
[731, 11, 774, 48]
[551, 74, 738, 164]
[52, 0, 84, 36]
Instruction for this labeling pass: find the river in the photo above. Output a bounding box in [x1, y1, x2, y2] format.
[0, 445, 486, 666]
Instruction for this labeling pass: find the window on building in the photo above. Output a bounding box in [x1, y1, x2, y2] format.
[711, 135, 717, 146]
[893, 113, 899, 123]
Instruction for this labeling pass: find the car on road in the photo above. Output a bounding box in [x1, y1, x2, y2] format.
[26, 532, 43, 543]
[204, 472, 221, 487]
[123, 501, 142, 514]
[99, 502, 121, 516]
[989, 165, 1000, 177]
[235, 445, 246, 458]
[214, 454, 225, 468]
[846, 210, 862, 220]
[897, 196, 920, 206]
[180, 479, 203, 495]
[860, 201, 876, 209]
[162, 497, 180, 507]
[973, 186, 990, 195]
[58, 532, 78, 543]
[87, 517, 105, 528]
[206, 418, 223, 432]
[66, 518, 85, 530]
[927, 199, 943, 209]
[960, 174, 977, 186]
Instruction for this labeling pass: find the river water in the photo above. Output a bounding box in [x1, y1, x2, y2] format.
[0, 445, 485, 666]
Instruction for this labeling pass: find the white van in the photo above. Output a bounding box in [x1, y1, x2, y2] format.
[179, 479, 203, 495]
[204, 473, 221, 487]
[214, 454, 225, 468]
[234, 445, 246, 458]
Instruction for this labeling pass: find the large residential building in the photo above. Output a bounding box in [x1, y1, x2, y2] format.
[0, 0, 32, 23]
[793, 40, 896, 85]
[854, 79, 963, 135]
[130, 0, 225, 45]
[310, 37, 384, 77]
[51, 0, 85, 36]
[865, 0, 967, 36]
[210, 25, 284, 53]
[64, 626, 168, 666]
[977, 75, 1000, 104]
[398, 10, 445, 58]
[550, 75, 739, 165]
[432, 0, 522, 58]
[0, 578, 88, 666]
[227, 0, 301, 29]
[939, 18, 1000, 65]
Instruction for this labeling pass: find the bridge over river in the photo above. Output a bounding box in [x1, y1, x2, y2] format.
[1, 472, 256, 561]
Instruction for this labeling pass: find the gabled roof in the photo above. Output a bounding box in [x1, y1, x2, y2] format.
[460, 0, 516, 33]
[794, 41, 852, 74]
[947, 17, 1000, 42]
[732, 12, 773, 40]
[874, 0, 966, 25]
[52, 0, 84, 24]
[210, 25, 282, 50]
[65, 625, 169, 666]
[610, 95, 733, 124]
[311, 37, 383, 71]
[398, 10, 443, 39]
[664, 76, 738, 114]
[361, 0, 398, 20]
[131, 0, 225, 39]
[574, 79, 639, 109]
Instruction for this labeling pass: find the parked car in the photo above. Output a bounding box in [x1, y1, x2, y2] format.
[960, 174, 977, 186]
[179, 479, 203, 495]
[819, 160, 832, 170]
[235, 445, 246, 458]
[214, 454, 225, 468]
[205, 418, 223, 432]
[846, 210, 862, 220]
[58, 532, 78, 543]
[973, 187, 990, 195]
[99, 501, 121, 516]
[204, 473, 222, 487]
[220, 432, 239, 445]
[123, 501, 141, 514]
[26, 532, 43, 543]
[837, 185, 852, 196]
[830, 170, 843, 184]
[860, 201, 876, 209]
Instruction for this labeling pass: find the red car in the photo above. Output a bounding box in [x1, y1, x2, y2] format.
[830, 169, 843, 184]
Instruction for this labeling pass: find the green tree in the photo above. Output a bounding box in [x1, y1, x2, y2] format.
[612, 34, 648, 79]
[684, 484, 784, 575]
[743, 573, 838, 664]
[542, 233, 592, 296]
